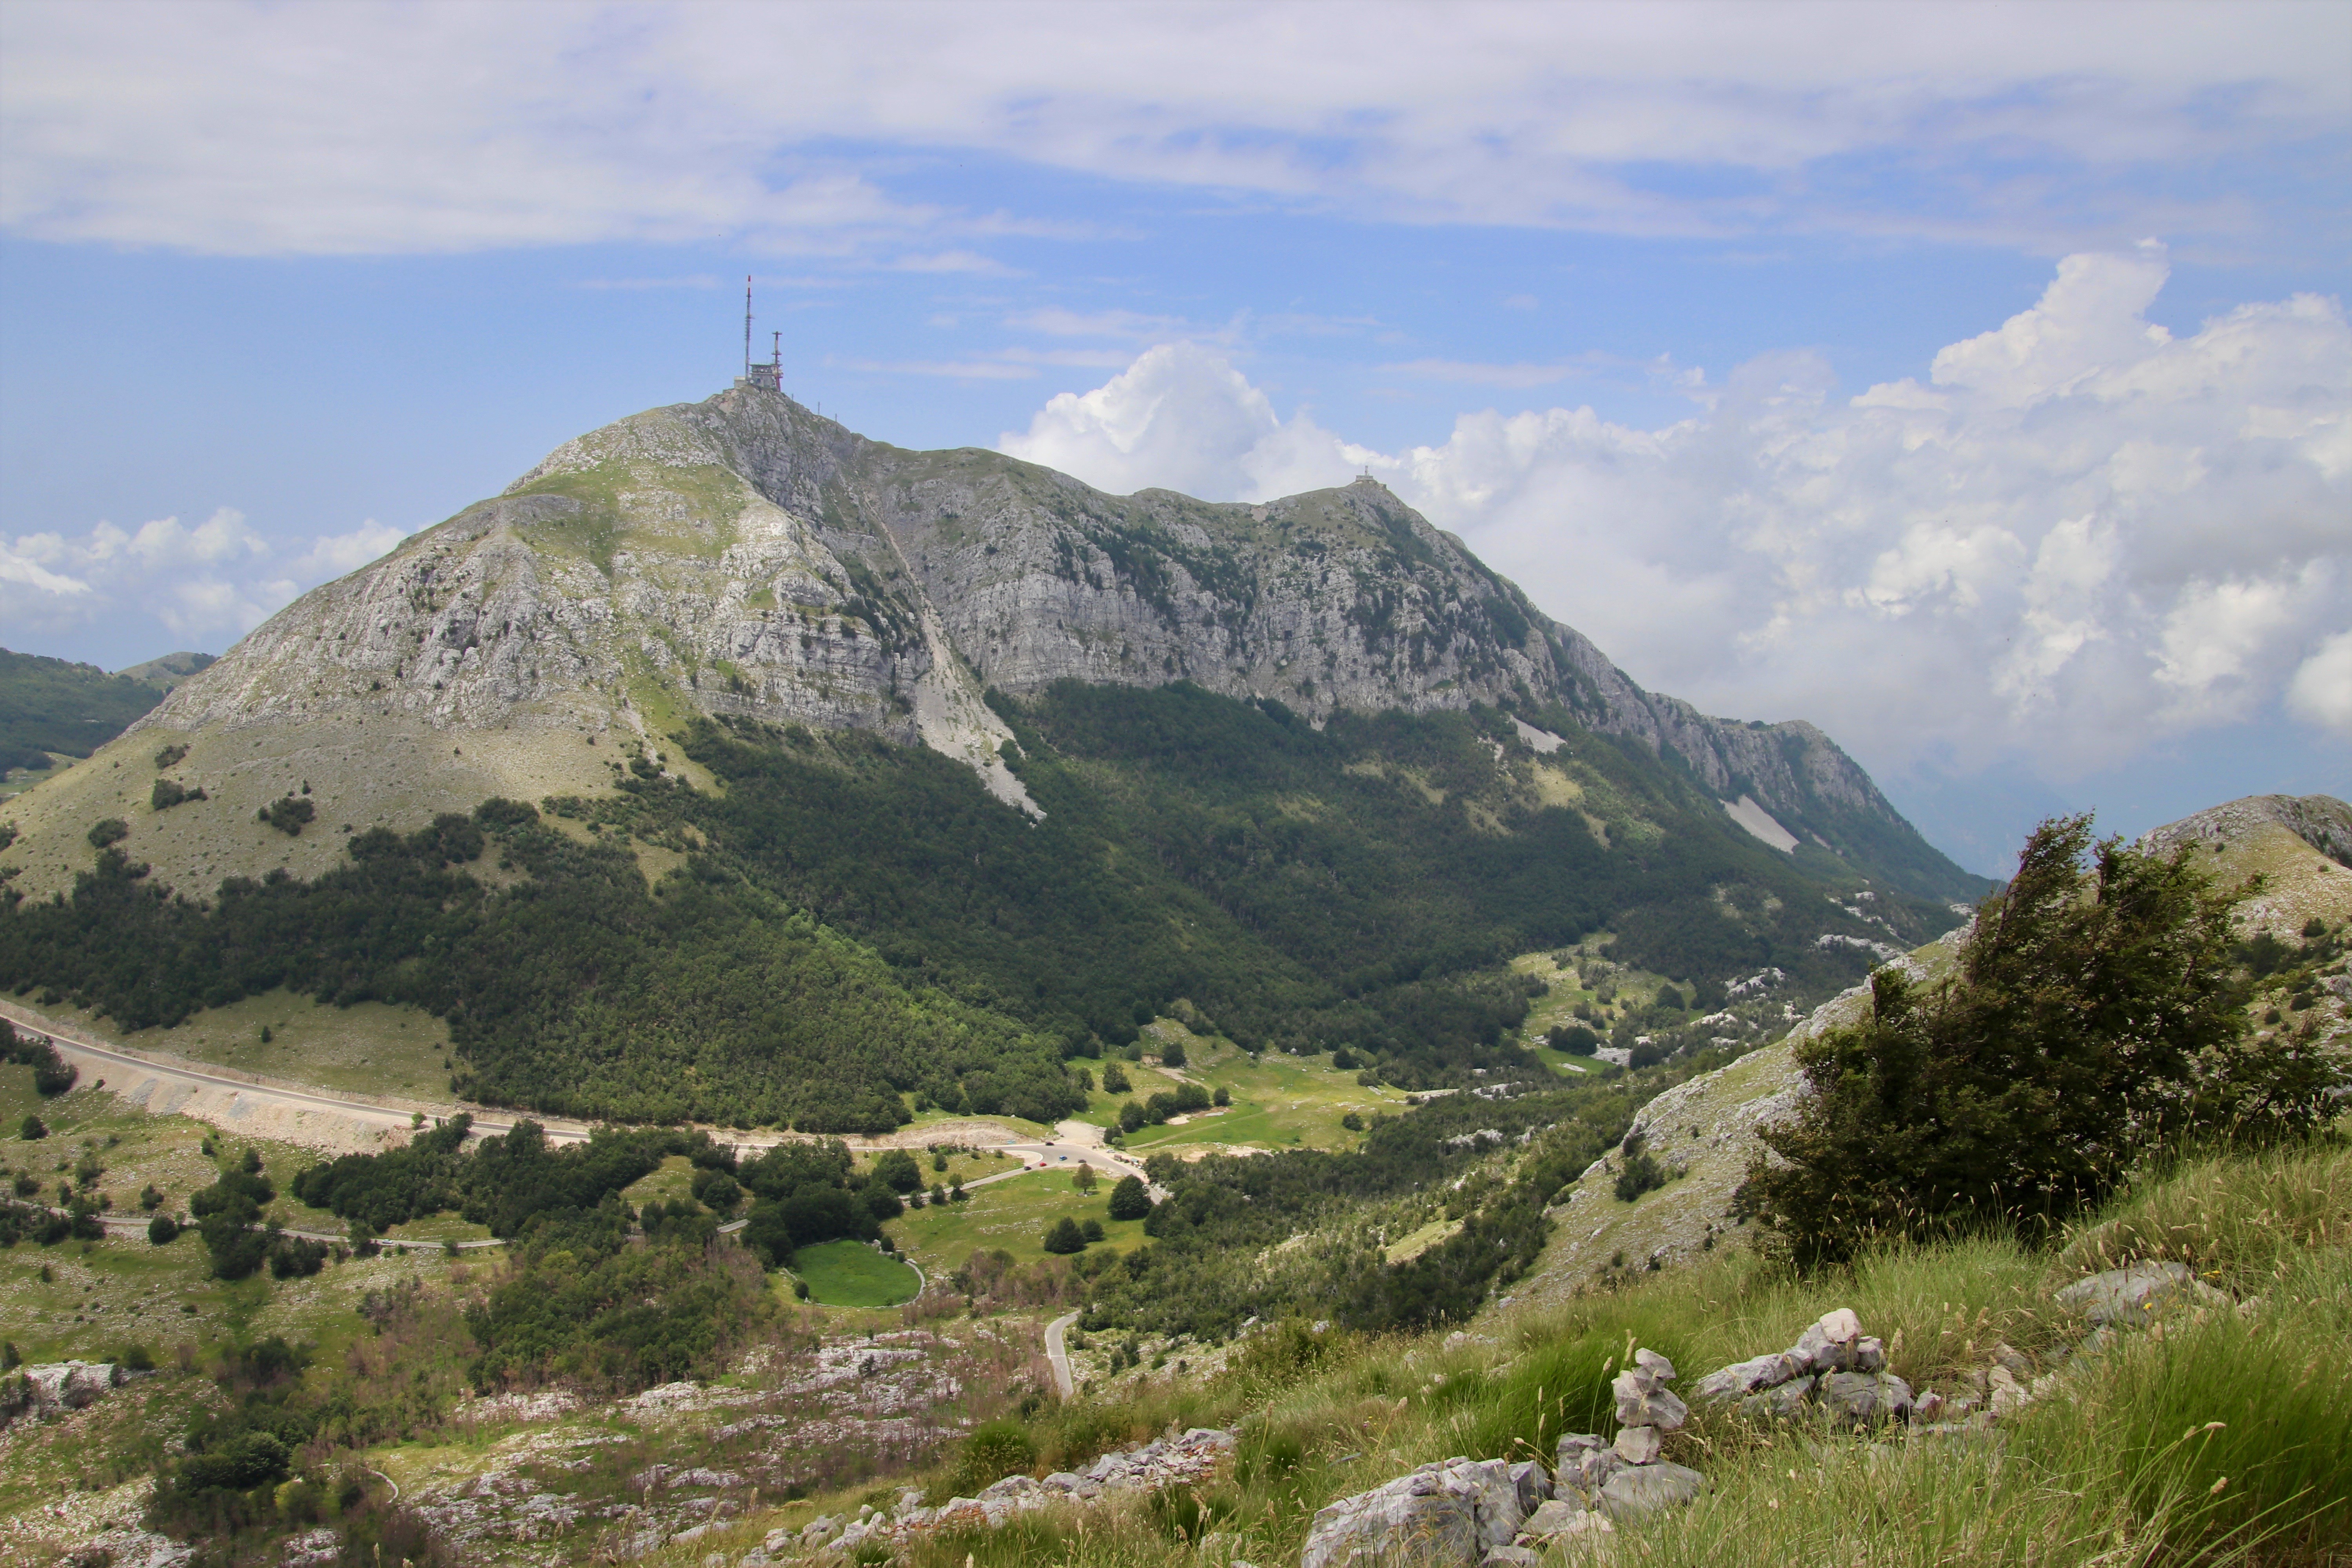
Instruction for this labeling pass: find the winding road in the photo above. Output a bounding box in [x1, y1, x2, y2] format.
[1044, 1310, 1081, 1400]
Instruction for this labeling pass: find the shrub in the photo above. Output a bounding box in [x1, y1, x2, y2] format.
[869, 1149, 922, 1194]
[87, 817, 129, 848]
[153, 744, 188, 769]
[1160, 1040, 1187, 1069]
[1107, 1175, 1152, 1221]
[148, 1213, 180, 1244]
[149, 778, 205, 811]
[1339, 1112, 1365, 1132]
[1748, 815, 2259, 1267]
[1080, 1218, 1105, 1243]
[954, 1420, 1036, 1494]
[1548, 1023, 1600, 1056]
[18, 1116, 45, 1141]
[258, 795, 316, 835]
[1330, 1046, 1359, 1070]
[1212, 1085, 1230, 1107]
[1100, 1062, 1131, 1095]
[1042, 1216, 1087, 1254]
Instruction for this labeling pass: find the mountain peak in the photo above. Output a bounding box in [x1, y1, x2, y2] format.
[96, 385, 1979, 899]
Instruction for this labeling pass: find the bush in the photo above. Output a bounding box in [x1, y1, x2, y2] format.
[18, 1116, 45, 1141]
[1159, 1040, 1187, 1069]
[1080, 1218, 1105, 1243]
[954, 1420, 1036, 1494]
[1100, 1061, 1131, 1095]
[87, 817, 129, 848]
[148, 1213, 180, 1244]
[1548, 1023, 1600, 1056]
[869, 1149, 922, 1194]
[149, 778, 205, 811]
[258, 795, 316, 835]
[1330, 1046, 1359, 1070]
[1747, 815, 2258, 1267]
[1212, 1085, 1229, 1107]
[1042, 1216, 1087, 1254]
[1339, 1112, 1365, 1132]
[1107, 1175, 1152, 1221]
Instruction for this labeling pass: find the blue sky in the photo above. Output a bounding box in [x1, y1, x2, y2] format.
[2, 0, 2347, 873]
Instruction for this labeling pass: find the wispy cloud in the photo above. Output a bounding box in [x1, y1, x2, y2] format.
[2, 2, 2339, 259]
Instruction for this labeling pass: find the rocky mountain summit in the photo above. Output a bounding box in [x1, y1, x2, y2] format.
[129, 383, 1943, 879]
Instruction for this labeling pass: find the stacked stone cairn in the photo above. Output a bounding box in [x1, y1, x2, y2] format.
[1298, 1349, 1704, 1568]
[1690, 1308, 1917, 1427]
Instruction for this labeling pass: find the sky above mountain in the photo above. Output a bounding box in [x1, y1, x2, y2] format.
[1, 0, 2345, 873]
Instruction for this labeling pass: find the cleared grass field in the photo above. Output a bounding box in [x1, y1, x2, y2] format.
[40, 986, 457, 1102]
[892, 1167, 1143, 1273]
[790, 1238, 922, 1307]
[1, 1066, 349, 1237]
[1067, 1020, 1410, 1155]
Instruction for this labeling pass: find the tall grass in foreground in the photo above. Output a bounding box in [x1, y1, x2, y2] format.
[644, 1136, 2352, 1567]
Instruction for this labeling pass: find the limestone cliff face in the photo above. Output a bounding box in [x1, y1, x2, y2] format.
[139, 385, 1918, 846]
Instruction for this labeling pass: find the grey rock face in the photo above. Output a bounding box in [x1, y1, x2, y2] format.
[1298, 1457, 1536, 1568]
[1596, 1462, 1706, 1522]
[1692, 1352, 1800, 1404]
[2053, 1262, 2232, 1328]
[1817, 1370, 1916, 1426]
[135, 386, 1925, 848]
[1612, 1370, 1689, 1432]
[1612, 1425, 1662, 1465]
[1736, 1377, 1818, 1421]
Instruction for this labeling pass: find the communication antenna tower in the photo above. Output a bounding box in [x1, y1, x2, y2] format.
[771, 330, 783, 392]
[743, 275, 754, 381]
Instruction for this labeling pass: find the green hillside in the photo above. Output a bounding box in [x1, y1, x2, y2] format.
[0, 682, 1963, 1129]
[0, 647, 176, 772]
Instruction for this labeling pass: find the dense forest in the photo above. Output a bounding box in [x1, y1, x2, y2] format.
[0, 647, 172, 772]
[0, 684, 1960, 1125]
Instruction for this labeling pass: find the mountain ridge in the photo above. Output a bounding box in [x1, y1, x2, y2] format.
[123, 383, 1977, 900]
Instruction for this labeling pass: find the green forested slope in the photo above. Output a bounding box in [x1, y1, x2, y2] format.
[0, 684, 1964, 1126]
[0, 647, 172, 771]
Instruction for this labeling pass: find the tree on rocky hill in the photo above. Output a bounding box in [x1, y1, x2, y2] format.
[1745, 813, 2274, 1267]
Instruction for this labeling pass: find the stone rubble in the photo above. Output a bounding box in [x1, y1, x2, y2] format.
[1298, 1347, 1705, 1568]
[0, 1361, 130, 1432]
[1691, 1308, 1917, 1428]
[745, 1427, 1241, 1561]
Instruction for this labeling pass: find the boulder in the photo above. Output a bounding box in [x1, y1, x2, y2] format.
[1817, 1371, 1915, 1426]
[1612, 1425, 1662, 1465]
[1735, 1377, 1817, 1421]
[1692, 1352, 1800, 1404]
[1791, 1311, 1866, 1373]
[1597, 1462, 1706, 1522]
[1505, 1460, 1552, 1516]
[2053, 1262, 2231, 1328]
[1483, 1549, 1543, 1567]
[1631, 1348, 1677, 1382]
[1515, 1500, 1588, 1541]
[1612, 1369, 1689, 1431]
[1553, 1434, 1620, 1497]
[1298, 1457, 1535, 1568]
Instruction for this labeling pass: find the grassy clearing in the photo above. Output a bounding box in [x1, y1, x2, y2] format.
[647, 1132, 2352, 1568]
[90, 986, 453, 1101]
[790, 1238, 922, 1307]
[1071, 1022, 1408, 1154]
[0, 1068, 347, 1236]
[893, 1167, 1143, 1273]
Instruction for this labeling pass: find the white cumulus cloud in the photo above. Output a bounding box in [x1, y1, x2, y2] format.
[0, 508, 406, 656]
[998, 245, 2351, 784]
